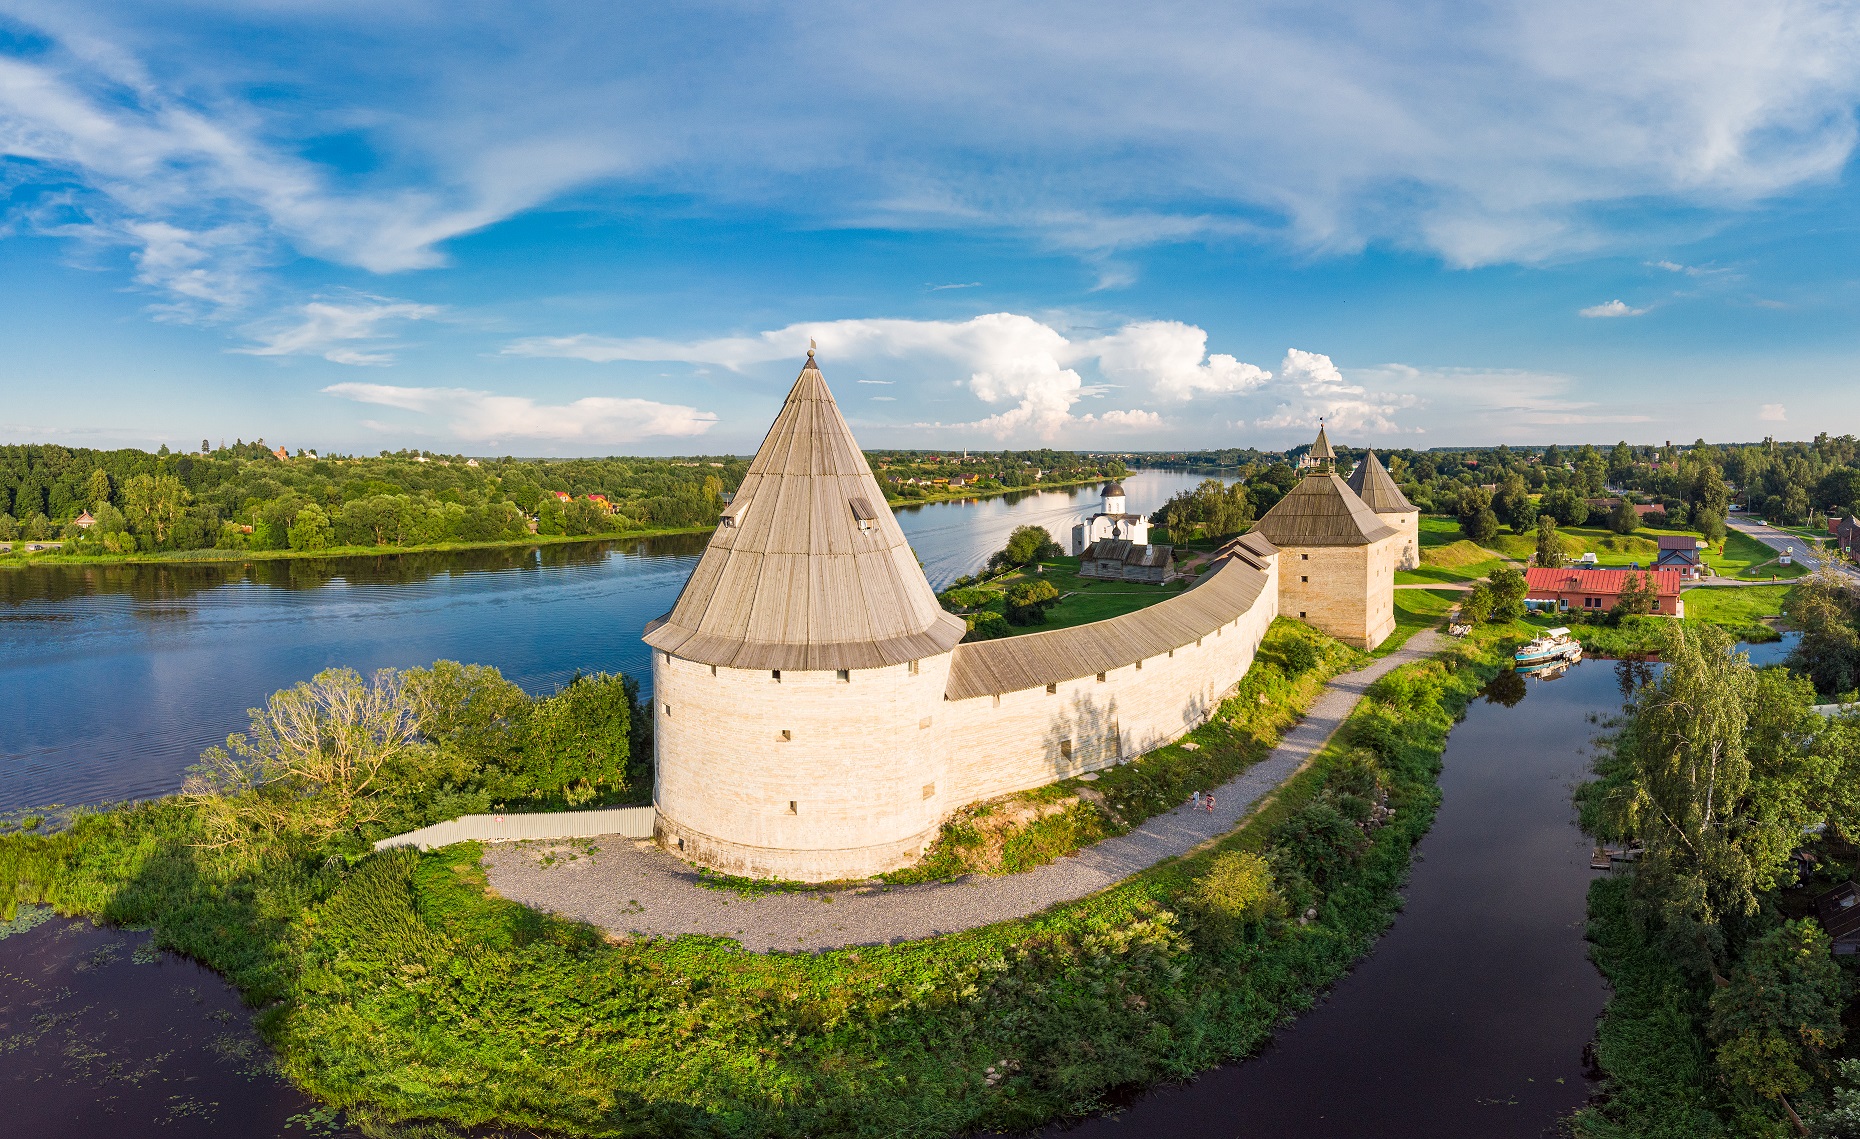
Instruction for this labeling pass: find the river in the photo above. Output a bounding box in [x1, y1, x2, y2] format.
[0, 469, 1216, 814]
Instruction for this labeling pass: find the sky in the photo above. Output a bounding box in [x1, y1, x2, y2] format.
[3, 2, 1860, 457]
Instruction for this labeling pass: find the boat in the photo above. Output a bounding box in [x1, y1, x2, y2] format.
[1516, 627, 1582, 668]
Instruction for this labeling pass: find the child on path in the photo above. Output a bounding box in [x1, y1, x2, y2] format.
[1205, 792, 1216, 813]
[1192, 790, 1202, 808]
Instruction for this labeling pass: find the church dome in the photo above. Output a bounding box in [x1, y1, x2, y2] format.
[1101, 481, 1126, 497]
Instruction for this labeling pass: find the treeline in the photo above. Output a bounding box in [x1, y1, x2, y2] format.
[869, 449, 1123, 501]
[1575, 623, 1860, 1136]
[0, 442, 746, 555]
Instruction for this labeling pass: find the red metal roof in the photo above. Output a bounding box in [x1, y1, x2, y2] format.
[1524, 566, 1683, 597]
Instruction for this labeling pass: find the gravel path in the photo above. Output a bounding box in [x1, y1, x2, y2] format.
[485, 629, 1445, 953]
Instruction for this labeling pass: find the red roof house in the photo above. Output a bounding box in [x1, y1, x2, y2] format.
[1525, 566, 1685, 617]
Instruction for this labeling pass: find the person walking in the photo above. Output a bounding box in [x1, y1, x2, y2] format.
[1192, 790, 1202, 808]
[1205, 792, 1216, 813]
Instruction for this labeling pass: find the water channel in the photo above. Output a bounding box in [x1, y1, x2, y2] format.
[0, 472, 1753, 1137]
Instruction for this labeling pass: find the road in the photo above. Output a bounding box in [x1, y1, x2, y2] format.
[1728, 516, 1860, 585]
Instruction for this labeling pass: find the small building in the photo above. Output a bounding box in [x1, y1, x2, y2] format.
[1524, 567, 1685, 617]
[1815, 881, 1860, 956]
[586, 494, 612, 512]
[1071, 481, 1150, 554]
[1079, 539, 1174, 583]
[551, 490, 573, 503]
[273, 445, 289, 461]
[73, 510, 96, 530]
[1653, 534, 1705, 579]
[1832, 516, 1860, 558]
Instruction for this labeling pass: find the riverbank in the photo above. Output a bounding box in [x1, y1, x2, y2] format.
[0, 525, 713, 569]
[0, 620, 1507, 1136]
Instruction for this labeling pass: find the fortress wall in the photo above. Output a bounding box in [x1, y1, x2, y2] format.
[652, 650, 953, 881]
[1389, 510, 1420, 570]
[938, 576, 1278, 807]
[1278, 539, 1399, 649]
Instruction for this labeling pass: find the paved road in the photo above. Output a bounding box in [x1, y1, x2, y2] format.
[486, 630, 1445, 952]
[1730, 517, 1860, 584]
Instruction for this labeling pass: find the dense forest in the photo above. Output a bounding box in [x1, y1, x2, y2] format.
[0, 441, 745, 555]
[867, 449, 1124, 500]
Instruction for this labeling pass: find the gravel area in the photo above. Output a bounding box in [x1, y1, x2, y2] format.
[484, 630, 1444, 953]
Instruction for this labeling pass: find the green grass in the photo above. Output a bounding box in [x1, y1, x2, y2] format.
[0, 633, 1506, 1138]
[1680, 584, 1794, 628]
[1375, 589, 1459, 658]
[1399, 523, 1510, 585]
[946, 556, 1189, 637]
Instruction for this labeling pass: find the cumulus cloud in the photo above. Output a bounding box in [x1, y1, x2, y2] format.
[1760, 403, 1787, 421]
[1082, 408, 1164, 429]
[1579, 299, 1648, 317]
[237, 297, 442, 365]
[323, 383, 717, 443]
[1255, 349, 1415, 434]
[1085, 321, 1272, 399]
[513, 313, 1272, 440]
[1353, 363, 1654, 438]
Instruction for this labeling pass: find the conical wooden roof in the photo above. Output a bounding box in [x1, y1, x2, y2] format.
[1310, 423, 1334, 463]
[1252, 472, 1398, 547]
[1345, 449, 1414, 514]
[643, 354, 965, 671]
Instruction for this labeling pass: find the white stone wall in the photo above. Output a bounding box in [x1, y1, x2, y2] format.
[939, 573, 1278, 806]
[1389, 510, 1420, 571]
[1277, 536, 1399, 649]
[652, 649, 952, 881]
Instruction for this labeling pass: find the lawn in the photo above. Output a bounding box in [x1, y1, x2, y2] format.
[1708, 530, 1808, 579]
[1399, 518, 1510, 584]
[948, 556, 1189, 636]
[1375, 588, 1459, 658]
[1680, 583, 1795, 627]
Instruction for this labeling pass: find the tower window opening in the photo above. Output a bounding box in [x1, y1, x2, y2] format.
[1302, 554, 1309, 560]
[780, 729, 792, 741]
[1046, 683, 1058, 694]
[1301, 575, 1308, 583]
[993, 694, 1001, 707]
[662, 651, 672, 664]
[836, 669, 850, 682]
[1300, 611, 1307, 618]
[710, 664, 718, 677]
[787, 801, 797, 814]
[922, 783, 936, 800]
[771, 670, 782, 682]
[662, 703, 671, 716]
[1060, 739, 1073, 760]
[1096, 672, 1106, 682]
[908, 659, 920, 676]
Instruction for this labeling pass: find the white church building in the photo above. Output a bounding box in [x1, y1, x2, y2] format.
[1071, 481, 1150, 554]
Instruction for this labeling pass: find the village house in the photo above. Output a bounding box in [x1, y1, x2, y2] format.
[73, 510, 96, 530]
[586, 494, 613, 512]
[1653, 534, 1705, 579]
[1830, 515, 1859, 560]
[1524, 566, 1685, 617]
[1078, 538, 1174, 583]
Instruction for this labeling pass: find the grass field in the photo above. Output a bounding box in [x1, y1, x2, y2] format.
[1680, 583, 1794, 626]
[949, 556, 1188, 636]
[1375, 588, 1459, 658]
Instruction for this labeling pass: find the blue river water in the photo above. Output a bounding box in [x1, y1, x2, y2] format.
[0, 470, 1217, 812]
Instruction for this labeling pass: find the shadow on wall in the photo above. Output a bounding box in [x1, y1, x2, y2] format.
[1041, 664, 1227, 781]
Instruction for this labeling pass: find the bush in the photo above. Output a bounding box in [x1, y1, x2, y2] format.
[990, 525, 1063, 571]
[963, 610, 1011, 641]
[1005, 579, 1060, 625]
[1196, 850, 1284, 936]
[1280, 636, 1320, 675]
[939, 586, 995, 612]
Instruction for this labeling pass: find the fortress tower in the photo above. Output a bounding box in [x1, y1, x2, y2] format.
[1346, 448, 1419, 571]
[1253, 424, 1400, 649]
[644, 351, 967, 880]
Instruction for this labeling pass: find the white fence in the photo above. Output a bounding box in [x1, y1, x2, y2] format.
[373, 806, 657, 852]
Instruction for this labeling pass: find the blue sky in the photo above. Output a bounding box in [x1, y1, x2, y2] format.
[3, 1, 1860, 456]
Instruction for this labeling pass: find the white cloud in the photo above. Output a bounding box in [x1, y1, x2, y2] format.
[237, 297, 442, 365]
[857, 379, 894, 384]
[4, 2, 1860, 321]
[1085, 320, 1273, 400]
[513, 313, 1274, 441]
[1083, 408, 1164, 429]
[1760, 403, 1787, 421]
[1354, 362, 1654, 438]
[871, 395, 897, 401]
[1256, 349, 1415, 434]
[323, 383, 717, 443]
[1579, 299, 1648, 318]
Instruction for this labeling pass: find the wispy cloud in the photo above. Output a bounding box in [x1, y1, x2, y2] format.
[236, 297, 442, 365]
[1256, 350, 1416, 434]
[1579, 299, 1648, 318]
[323, 383, 718, 444]
[1760, 403, 1787, 421]
[856, 379, 894, 384]
[928, 282, 982, 290]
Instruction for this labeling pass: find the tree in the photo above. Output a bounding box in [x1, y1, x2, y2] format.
[536, 495, 568, 536]
[517, 674, 637, 805]
[1457, 486, 1498, 542]
[1610, 570, 1657, 620]
[287, 504, 334, 551]
[0, 513, 15, 541]
[85, 467, 112, 508]
[1535, 516, 1564, 568]
[1541, 488, 1590, 527]
[1695, 509, 1727, 546]
[1486, 566, 1528, 621]
[1606, 499, 1640, 535]
[1785, 576, 1860, 697]
[563, 497, 614, 536]
[1710, 920, 1846, 1106]
[21, 513, 53, 540]
[1493, 473, 1531, 529]
[992, 525, 1063, 571]
[1507, 496, 1539, 535]
[1004, 579, 1060, 625]
[119, 473, 192, 548]
[1461, 581, 1495, 624]
[184, 667, 424, 850]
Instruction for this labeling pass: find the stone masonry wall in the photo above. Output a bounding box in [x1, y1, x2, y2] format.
[1276, 537, 1399, 649]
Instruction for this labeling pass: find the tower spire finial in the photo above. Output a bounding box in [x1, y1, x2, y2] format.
[807, 337, 816, 359]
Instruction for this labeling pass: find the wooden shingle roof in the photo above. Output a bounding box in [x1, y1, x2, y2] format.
[643, 354, 965, 671]
[944, 555, 1272, 700]
[1345, 449, 1414, 514]
[1252, 473, 1397, 547]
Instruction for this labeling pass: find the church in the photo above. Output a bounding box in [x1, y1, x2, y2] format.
[1071, 480, 1150, 553]
[642, 353, 1393, 881]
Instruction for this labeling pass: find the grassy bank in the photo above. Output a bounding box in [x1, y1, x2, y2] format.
[0, 630, 1501, 1137]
